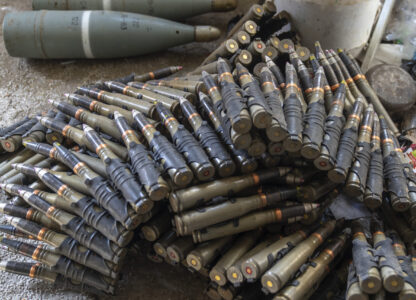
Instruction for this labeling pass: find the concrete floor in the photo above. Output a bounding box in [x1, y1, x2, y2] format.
[0, 0, 256, 299]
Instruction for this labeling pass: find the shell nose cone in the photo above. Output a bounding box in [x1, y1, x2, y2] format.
[212, 0, 238, 11]
[195, 26, 221, 42]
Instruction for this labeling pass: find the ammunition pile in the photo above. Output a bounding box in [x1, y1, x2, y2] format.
[0, 1, 416, 299]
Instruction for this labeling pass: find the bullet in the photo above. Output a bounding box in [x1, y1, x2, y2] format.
[0, 118, 38, 153]
[328, 97, 365, 183]
[261, 44, 279, 61]
[283, 63, 304, 152]
[169, 168, 292, 213]
[22, 166, 133, 246]
[77, 86, 158, 119]
[289, 48, 313, 101]
[296, 178, 338, 202]
[128, 81, 196, 103]
[52, 142, 140, 230]
[153, 230, 177, 258]
[276, 232, 349, 300]
[132, 66, 183, 82]
[198, 93, 257, 174]
[231, 30, 252, 47]
[313, 83, 346, 170]
[1, 153, 45, 181]
[351, 219, 382, 294]
[83, 124, 152, 214]
[0, 148, 33, 177]
[201, 39, 240, 66]
[106, 81, 181, 116]
[45, 112, 69, 144]
[265, 56, 286, 91]
[227, 4, 264, 37]
[217, 59, 252, 134]
[338, 49, 400, 136]
[226, 234, 279, 286]
[141, 210, 171, 242]
[174, 190, 296, 236]
[315, 42, 341, 93]
[388, 230, 416, 300]
[146, 79, 205, 95]
[155, 102, 214, 181]
[300, 66, 327, 159]
[4, 11, 220, 59]
[179, 97, 235, 177]
[370, 218, 404, 293]
[187, 236, 232, 271]
[203, 83, 251, 150]
[247, 130, 267, 157]
[38, 116, 129, 160]
[166, 236, 195, 264]
[380, 116, 410, 211]
[231, 50, 253, 68]
[330, 50, 364, 100]
[3, 259, 111, 294]
[13, 188, 126, 264]
[8, 217, 117, 277]
[51, 100, 121, 140]
[0, 236, 115, 293]
[242, 229, 309, 282]
[113, 112, 168, 201]
[22, 112, 53, 144]
[309, 54, 334, 112]
[71, 151, 108, 178]
[67, 93, 145, 128]
[0, 117, 31, 138]
[236, 63, 272, 129]
[364, 113, 383, 209]
[0, 224, 33, 239]
[0, 202, 60, 231]
[192, 204, 317, 243]
[209, 231, 259, 286]
[325, 50, 358, 109]
[132, 110, 193, 187]
[345, 104, 375, 196]
[261, 220, 336, 294]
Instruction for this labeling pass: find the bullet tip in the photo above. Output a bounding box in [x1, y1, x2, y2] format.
[195, 26, 221, 42]
[179, 97, 187, 105]
[35, 116, 42, 121]
[82, 124, 91, 131]
[113, 111, 121, 118]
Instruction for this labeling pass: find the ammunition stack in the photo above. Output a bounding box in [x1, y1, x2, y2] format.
[0, 2, 416, 300]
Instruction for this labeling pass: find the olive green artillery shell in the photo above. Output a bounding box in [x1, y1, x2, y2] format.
[261, 220, 336, 294]
[226, 234, 280, 286]
[186, 236, 232, 271]
[1, 154, 45, 181]
[169, 168, 292, 213]
[153, 230, 177, 258]
[0, 148, 33, 177]
[141, 210, 171, 242]
[4, 10, 219, 59]
[174, 192, 289, 235]
[209, 230, 259, 286]
[241, 230, 307, 281]
[128, 82, 196, 103]
[48, 171, 91, 196]
[166, 236, 195, 264]
[32, 0, 237, 20]
[71, 151, 107, 178]
[227, 4, 264, 38]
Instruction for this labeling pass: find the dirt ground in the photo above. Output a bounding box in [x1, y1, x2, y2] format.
[0, 0, 256, 299]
